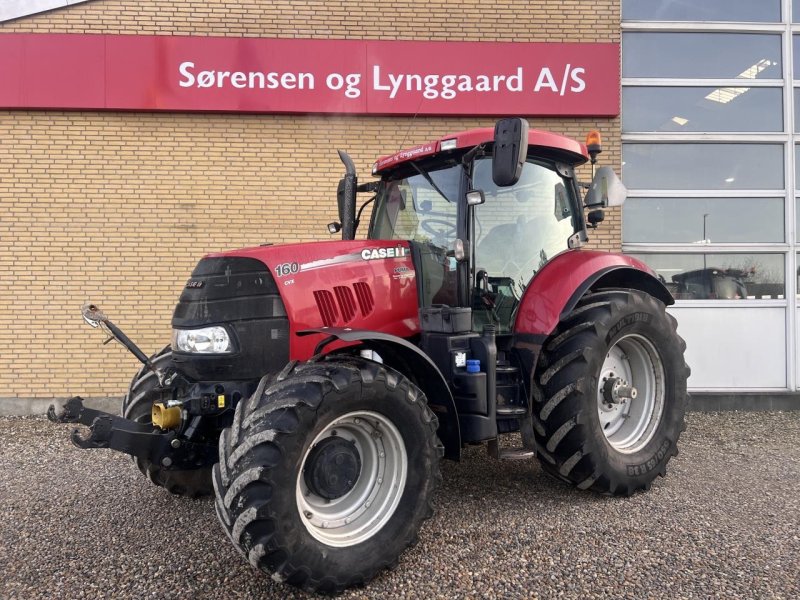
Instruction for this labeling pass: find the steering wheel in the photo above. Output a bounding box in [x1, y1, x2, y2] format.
[421, 218, 457, 243]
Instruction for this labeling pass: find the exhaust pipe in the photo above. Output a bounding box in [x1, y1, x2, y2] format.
[336, 150, 357, 240]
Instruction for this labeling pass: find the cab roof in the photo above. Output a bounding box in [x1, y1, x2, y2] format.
[373, 127, 589, 175]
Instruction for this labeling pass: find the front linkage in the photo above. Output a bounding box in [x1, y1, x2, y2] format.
[49, 303, 221, 473]
[47, 396, 216, 470]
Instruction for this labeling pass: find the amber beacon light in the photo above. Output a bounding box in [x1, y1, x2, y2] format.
[585, 130, 602, 164]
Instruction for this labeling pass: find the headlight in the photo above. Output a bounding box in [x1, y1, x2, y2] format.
[172, 326, 233, 354]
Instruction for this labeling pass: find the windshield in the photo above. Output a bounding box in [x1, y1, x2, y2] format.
[473, 157, 576, 292]
[370, 164, 461, 248]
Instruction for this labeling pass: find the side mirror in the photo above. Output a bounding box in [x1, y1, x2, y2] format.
[584, 166, 627, 207]
[492, 118, 529, 187]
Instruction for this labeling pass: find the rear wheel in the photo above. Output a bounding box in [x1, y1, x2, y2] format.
[533, 290, 689, 496]
[122, 346, 213, 497]
[213, 357, 442, 593]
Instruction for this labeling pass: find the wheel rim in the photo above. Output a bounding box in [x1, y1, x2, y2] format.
[296, 410, 407, 547]
[597, 334, 665, 454]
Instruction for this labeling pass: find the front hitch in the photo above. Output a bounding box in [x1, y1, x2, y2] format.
[48, 396, 216, 470]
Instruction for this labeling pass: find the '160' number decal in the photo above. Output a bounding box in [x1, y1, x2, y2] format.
[275, 262, 299, 277]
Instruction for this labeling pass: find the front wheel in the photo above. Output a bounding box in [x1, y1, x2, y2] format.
[533, 290, 690, 496]
[213, 357, 442, 594]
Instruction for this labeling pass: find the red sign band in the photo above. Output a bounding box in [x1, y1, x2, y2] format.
[0, 34, 620, 116]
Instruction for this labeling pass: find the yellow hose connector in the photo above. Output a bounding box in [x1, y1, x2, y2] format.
[152, 403, 181, 430]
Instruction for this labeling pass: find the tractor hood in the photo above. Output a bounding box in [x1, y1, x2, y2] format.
[179, 240, 421, 363]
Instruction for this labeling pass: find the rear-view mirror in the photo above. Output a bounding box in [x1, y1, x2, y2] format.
[492, 118, 529, 187]
[584, 166, 627, 207]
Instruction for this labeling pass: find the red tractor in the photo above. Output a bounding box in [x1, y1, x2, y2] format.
[51, 119, 689, 594]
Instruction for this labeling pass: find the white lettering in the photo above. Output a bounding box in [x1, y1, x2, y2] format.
[570, 67, 586, 93]
[177, 63, 320, 92]
[178, 61, 195, 87]
[534, 68, 558, 92]
[344, 73, 361, 98]
[507, 67, 523, 92]
[281, 72, 297, 89]
[197, 71, 215, 88]
[373, 65, 391, 92]
[249, 72, 265, 88]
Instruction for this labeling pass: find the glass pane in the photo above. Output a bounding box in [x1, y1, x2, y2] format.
[623, 87, 782, 133]
[794, 36, 800, 78]
[796, 144, 800, 190]
[623, 198, 784, 243]
[623, 144, 784, 190]
[623, 0, 781, 22]
[795, 0, 800, 23]
[623, 33, 782, 79]
[627, 253, 785, 300]
[795, 89, 800, 133]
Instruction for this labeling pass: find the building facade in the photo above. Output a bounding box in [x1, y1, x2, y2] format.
[0, 1, 620, 403]
[5, 0, 798, 407]
[622, 0, 800, 399]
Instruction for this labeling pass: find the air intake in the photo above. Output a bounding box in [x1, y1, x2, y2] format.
[353, 282, 374, 316]
[313, 290, 338, 327]
[334, 286, 357, 323]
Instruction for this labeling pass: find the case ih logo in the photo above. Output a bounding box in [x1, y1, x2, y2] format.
[361, 246, 409, 261]
[0, 35, 620, 117]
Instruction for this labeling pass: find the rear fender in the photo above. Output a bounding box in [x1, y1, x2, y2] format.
[298, 328, 461, 460]
[514, 250, 672, 338]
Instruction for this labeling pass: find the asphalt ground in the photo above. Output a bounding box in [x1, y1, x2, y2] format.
[1, 412, 798, 599]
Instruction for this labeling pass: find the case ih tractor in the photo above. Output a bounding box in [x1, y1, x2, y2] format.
[50, 118, 689, 594]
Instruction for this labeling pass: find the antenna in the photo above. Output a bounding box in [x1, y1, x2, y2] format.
[396, 94, 426, 153]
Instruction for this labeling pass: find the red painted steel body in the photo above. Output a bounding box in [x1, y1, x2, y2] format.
[208, 240, 420, 360]
[374, 127, 589, 173]
[514, 249, 659, 336]
[208, 239, 656, 359]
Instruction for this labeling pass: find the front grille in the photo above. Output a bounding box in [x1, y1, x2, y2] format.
[172, 256, 289, 381]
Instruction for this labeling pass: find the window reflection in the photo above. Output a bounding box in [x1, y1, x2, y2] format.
[623, 33, 781, 79]
[623, 0, 780, 23]
[623, 87, 782, 133]
[629, 253, 785, 300]
[623, 198, 784, 243]
[623, 144, 784, 190]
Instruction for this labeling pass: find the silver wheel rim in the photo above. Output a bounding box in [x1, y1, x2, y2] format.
[296, 410, 407, 547]
[597, 334, 665, 454]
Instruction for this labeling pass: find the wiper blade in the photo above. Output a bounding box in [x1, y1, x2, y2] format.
[410, 161, 452, 203]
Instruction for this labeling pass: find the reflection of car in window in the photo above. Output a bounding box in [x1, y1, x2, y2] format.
[672, 268, 748, 299]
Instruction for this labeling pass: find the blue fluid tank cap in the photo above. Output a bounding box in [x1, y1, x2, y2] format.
[466, 359, 481, 373]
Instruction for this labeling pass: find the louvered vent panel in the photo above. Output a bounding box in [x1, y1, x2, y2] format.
[353, 282, 374, 316]
[313, 290, 338, 327]
[334, 285, 357, 323]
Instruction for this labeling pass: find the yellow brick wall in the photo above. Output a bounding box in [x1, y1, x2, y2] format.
[0, 0, 621, 399]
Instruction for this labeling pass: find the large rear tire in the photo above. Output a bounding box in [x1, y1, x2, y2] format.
[533, 290, 689, 496]
[122, 346, 213, 498]
[213, 357, 443, 594]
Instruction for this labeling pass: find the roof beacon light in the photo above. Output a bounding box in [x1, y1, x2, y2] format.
[586, 130, 602, 165]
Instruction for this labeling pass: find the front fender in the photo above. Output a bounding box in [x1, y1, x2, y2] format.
[298, 327, 461, 460]
[514, 250, 672, 337]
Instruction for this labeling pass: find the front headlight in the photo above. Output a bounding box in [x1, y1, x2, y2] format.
[172, 326, 233, 354]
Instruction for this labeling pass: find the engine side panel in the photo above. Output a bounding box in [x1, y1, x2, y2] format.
[210, 240, 420, 360]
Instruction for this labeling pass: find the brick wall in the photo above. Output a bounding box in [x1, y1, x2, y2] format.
[0, 0, 621, 399]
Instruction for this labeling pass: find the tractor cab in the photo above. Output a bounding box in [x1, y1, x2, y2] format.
[341, 119, 624, 333]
